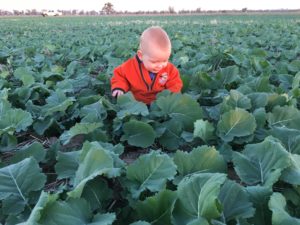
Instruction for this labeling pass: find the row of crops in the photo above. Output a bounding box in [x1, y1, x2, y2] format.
[1, 15, 300, 224]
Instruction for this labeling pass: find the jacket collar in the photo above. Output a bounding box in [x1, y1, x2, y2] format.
[135, 54, 142, 64]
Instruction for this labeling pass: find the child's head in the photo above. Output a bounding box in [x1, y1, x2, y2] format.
[137, 26, 171, 73]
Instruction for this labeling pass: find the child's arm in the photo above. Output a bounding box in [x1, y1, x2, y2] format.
[111, 66, 130, 97]
[165, 66, 183, 92]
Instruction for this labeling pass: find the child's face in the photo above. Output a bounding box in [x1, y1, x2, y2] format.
[138, 44, 171, 73]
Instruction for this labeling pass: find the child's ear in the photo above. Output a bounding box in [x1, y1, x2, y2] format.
[137, 50, 143, 60]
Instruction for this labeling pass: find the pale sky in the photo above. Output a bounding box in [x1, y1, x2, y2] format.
[1, 0, 300, 11]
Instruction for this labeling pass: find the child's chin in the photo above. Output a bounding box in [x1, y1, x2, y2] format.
[151, 69, 161, 73]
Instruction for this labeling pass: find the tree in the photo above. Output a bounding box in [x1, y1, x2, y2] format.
[168, 6, 175, 14]
[102, 2, 114, 14]
[13, 10, 21, 15]
[31, 9, 38, 15]
[195, 8, 202, 13]
[72, 9, 77, 15]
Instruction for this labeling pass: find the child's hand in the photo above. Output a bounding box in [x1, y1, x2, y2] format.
[112, 90, 124, 98]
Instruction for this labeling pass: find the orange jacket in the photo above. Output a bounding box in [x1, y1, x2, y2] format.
[111, 55, 183, 104]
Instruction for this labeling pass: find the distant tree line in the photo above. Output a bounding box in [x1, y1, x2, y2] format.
[0, 2, 300, 16]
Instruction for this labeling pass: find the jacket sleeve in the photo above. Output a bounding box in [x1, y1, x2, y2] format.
[111, 65, 130, 93]
[165, 66, 183, 93]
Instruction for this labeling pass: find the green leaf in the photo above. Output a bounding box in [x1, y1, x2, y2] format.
[269, 192, 300, 225]
[96, 142, 124, 155]
[211, 220, 226, 225]
[0, 108, 33, 136]
[130, 222, 151, 225]
[283, 186, 300, 213]
[247, 92, 268, 109]
[60, 122, 102, 145]
[232, 136, 290, 187]
[0, 98, 11, 113]
[135, 190, 177, 225]
[0, 70, 9, 79]
[172, 173, 226, 225]
[217, 108, 256, 142]
[190, 71, 216, 90]
[186, 218, 210, 225]
[81, 178, 113, 211]
[152, 91, 203, 130]
[281, 154, 300, 185]
[121, 120, 155, 148]
[0, 88, 9, 100]
[266, 93, 287, 110]
[55, 151, 80, 179]
[158, 120, 183, 150]
[14, 67, 35, 86]
[246, 186, 272, 225]
[33, 117, 55, 135]
[267, 105, 300, 129]
[78, 47, 90, 59]
[0, 158, 46, 215]
[126, 151, 177, 199]
[288, 60, 300, 73]
[22, 191, 58, 225]
[68, 142, 121, 198]
[219, 180, 255, 222]
[253, 108, 267, 129]
[42, 90, 75, 117]
[38, 198, 116, 225]
[269, 126, 300, 154]
[10, 142, 46, 164]
[216, 65, 239, 85]
[173, 146, 226, 184]
[80, 100, 107, 123]
[90, 213, 116, 225]
[12, 86, 32, 104]
[193, 119, 215, 142]
[292, 71, 300, 89]
[220, 90, 252, 112]
[117, 92, 149, 119]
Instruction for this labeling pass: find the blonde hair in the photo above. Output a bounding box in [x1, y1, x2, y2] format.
[139, 26, 171, 53]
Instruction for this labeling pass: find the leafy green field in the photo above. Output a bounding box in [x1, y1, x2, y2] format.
[1, 14, 300, 225]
